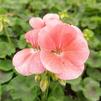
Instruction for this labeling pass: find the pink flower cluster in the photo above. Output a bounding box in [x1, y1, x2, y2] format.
[12, 13, 90, 80]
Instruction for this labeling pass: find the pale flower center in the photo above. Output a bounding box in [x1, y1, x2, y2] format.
[51, 48, 62, 56]
[31, 45, 40, 53]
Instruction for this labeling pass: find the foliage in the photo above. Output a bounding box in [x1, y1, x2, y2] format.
[0, 0, 101, 101]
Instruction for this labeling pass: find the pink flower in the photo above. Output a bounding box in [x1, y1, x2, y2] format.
[29, 13, 61, 29]
[13, 29, 45, 76]
[12, 13, 89, 80]
[29, 17, 45, 29]
[38, 23, 90, 80]
[12, 13, 60, 76]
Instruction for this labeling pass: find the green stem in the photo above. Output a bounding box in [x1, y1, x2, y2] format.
[41, 76, 50, 101]
[41, 88, 48, 101]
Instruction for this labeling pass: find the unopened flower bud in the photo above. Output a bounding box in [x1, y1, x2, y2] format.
[59, 11, 69, 19]
[83, 29, 94, 41]
[35, 75, 41, 81]
[59, 80, 66, 86]
[0, 15, 10, 32]
[0, 22, 3, 32]
[40, 79, 49, 92]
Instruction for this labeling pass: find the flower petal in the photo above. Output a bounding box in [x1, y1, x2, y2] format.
[39, 24, 76, 51]
[71, 25, 83, 36]
[40, 50, 82, 74]
[43, 13, 59, 22]
[38, 26, 56, 51]
[56, 65, 84, 80]
[25, 29, 39, 48]
[62, 33, 90, 66]
[40, 51, 63, 73]
[39, 24, 89, 75]
[12, 48, 45, 76]
[45, 19, 62, 28]
[29, 17, 45, 29]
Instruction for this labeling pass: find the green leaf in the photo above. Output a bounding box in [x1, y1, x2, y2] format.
[7, 75, 40, 101]
[0, 71, 13, 84]
[48, 96, 61, 101]
[48, 97, 56, 101]
[67, 77, 81, 85]
[71, 83, 83, 92]
[82, 77, 101, 101]
[66, 77, 83, 92]
[87, 68, 101, 81]
[0, 59, 13, 71]
[6, 43, 16, 56]
[0, 42, 15, 58]
[48, 82, 64, 101]
[17, 34, 26, 49]
[0, 85, 2, 101]
[75, 92, 88, 101]
[87, 50, 101, 68]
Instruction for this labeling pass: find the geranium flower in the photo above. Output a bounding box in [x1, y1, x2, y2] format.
[13, 29, 45, 76]
[12, 13, 89, 80]
[38, 23, 90, 80]
[29, 13, 61, 29]
[12, 13, 60, 76]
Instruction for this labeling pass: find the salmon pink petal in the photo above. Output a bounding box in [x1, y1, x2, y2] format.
[71, 25, 83, 36]
[40, 51, 82, 74]
[39, 23, 89, 75]
[40, 51, 63, 73]
[38, 26, 56, 51]
[12, 48, 45, 76]
[43, 13, 59, 22]
[62, 34, 89, 66]
[25, 29, 39, 48]
[56, 24, 77, 49]
[39, 24, 76, 51]
[29, 17, 45, 29]
[63, 50, 89, 66]
[56, 65, 84, 80]
[45, 19, 62, 28]
[60, 25, 89, 66]
[60, 25, 84, 50]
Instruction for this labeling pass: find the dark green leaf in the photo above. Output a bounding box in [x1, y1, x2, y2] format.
[87, 68, 101, 81]
[7, 75, 40, 101]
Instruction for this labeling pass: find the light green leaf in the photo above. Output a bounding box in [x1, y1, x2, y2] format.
[0, 59, 13, 71]
[6, 43, 16, 56]
[17, 34, 26, 49]
[87, 50, 101, 68]
[0, 42, 15, 58]
[0, 71, 13, 84]
[82, 77, 101, 101]
[0, 42, 8, 58]
[67, 77, 81, 85]
[66, 77, 82, 92]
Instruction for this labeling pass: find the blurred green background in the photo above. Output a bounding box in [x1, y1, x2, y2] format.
[0, 0, 101, 101]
